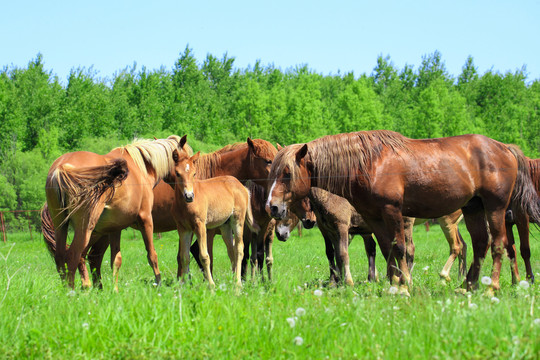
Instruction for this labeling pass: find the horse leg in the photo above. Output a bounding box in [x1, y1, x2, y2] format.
[87, 234, 110, 290]
[66, 227, 92, 289]
[362, 235, 378, 282]
[505, 221, 520, 284]
[138, 214, 161, 285]
[485, 208, 508, 292]
[461, 208, 490, 291]
[231, 215, 245, 288]
[190, 239, 203, 272]
[403, 217, 415, 271]
[108, 232, 122, 291]
[54, 224, 69, 282]
[336, 225, 353, 286]
[264, 230, 274, 282]
[438, 213, 466, 282]
[515, 210, 534, 283]
[176, 229, 192, 282]
[381, 205, 411, 292]
[196, 223, 215, 289]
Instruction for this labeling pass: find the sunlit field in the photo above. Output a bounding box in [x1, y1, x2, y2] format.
[1, 224, 539, 359]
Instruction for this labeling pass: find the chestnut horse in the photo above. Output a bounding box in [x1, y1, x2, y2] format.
[267, 130, 540, 294]
[171, 151, 258, 288]
[505, 157, 540, 283]
[42, 137, 276, 287]
[45, 135, 187, 289]
[289, 187, 466, 286]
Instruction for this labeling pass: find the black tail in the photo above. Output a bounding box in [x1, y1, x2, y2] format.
[507, 145, 540, 224]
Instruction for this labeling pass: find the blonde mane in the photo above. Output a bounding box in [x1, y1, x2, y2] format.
[119, 135, 190, 180]
[270, 130, 410, 196]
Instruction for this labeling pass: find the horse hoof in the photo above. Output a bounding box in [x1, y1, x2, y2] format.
[483, 287, 495, 298]
[399, 285, 410, 297]
[454, 288, 468, 295]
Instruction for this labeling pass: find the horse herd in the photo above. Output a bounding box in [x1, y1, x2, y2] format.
[41, 130, 540, 296]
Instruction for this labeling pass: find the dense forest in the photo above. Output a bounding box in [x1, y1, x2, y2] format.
[1, 47, 539, 229]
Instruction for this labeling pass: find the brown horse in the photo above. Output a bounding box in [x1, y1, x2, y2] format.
[289, 187, 466, 286]
[505, 157, 540, 283]
[171, 151, 258, 288]
[45, 135, 187, 289]
[267, 131, 540, 294]
[42, 137, 276, 287]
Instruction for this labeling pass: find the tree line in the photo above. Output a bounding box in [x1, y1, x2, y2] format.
[1, 47, 539, 229]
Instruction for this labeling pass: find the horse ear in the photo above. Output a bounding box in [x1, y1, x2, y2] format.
[295, 144, 308, 163]
[172, 149, 179, 164]
[179, 135, 188, 149]
[153, 136, 158, 140]
[247, 137, 255, 150]
[191, 151, 201, 162]
[276, 143, 283, 151]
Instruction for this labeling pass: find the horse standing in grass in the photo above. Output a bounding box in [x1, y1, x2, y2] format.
[267, 131, 540, 294]
[505, 157, 540, 283]
[171, 151, 259, 288]
[290, 187, 466, 286]
[45, 135, 186, 289]
[42, 137, 276, 287]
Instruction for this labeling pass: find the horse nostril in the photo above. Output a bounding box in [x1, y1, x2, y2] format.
[184, 192, 194, 203]
[270, 206, 278, 216]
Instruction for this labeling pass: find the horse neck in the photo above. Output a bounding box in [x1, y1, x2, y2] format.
[211, 147, 249, 180]
[108, 147, 161, 186]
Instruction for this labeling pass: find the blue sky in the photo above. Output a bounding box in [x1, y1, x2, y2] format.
[2, 0, 539, 83]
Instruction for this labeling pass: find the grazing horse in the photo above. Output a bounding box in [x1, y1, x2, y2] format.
[42, 137, 276, 287]
[267, 130, 540, 294]
[45, 135, 186, 289]
[505, 157, 540, 283]
[289, 187, 466, 286]
[171, 151, 258, 288]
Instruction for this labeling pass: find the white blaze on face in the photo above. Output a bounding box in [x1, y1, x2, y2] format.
[266, 179, 277, 208]
[185, 163, 190, 173]
[277, 223, 290, 240]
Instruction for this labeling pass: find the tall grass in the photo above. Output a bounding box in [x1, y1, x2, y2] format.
[1, 224, 539, 359]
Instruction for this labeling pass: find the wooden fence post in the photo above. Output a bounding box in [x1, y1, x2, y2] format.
[1, 211, 6, 243]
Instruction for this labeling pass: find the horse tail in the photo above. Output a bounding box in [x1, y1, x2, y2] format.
[245, 190, 261, 233]
[40, 202, 57, 257]
[506, 145, 540, 224]
[48, 158, 129, 226]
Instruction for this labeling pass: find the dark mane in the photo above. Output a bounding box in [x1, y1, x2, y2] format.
[528, 158, 540, 194]
[270, 130, 410, 196]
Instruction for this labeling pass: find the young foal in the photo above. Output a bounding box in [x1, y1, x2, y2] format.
[171, 151, 258, 288]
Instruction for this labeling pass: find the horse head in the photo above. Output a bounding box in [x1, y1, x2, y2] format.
[173, 151, 200, 203]
[266, 143, 312, 220]
[247, 138, 278, 187]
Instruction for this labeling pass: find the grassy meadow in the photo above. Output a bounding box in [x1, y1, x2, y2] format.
[1, 223, 539, 359]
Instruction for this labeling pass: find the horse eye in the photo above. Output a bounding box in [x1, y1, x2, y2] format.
[175, 171, 180, 177]
[265, 159, 272, 165]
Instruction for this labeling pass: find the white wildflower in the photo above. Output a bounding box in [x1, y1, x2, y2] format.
[293, 336, 304, 345]
[490, 297, 500, 304]
[519, 280, 530, 289]
[388, 286, 398, 295]
[82, 322, 89, 330]
[286, 317, 296, 328]
[295, 307, 306, 317]
[533, 318, 540, 325]
[481, 276, 492, 286]
[313, 289, 323, 297]
[422, 266, 429, 271]
[468, 303, 478, 310]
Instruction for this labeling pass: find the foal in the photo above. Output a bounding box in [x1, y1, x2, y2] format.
[171, 151, 258, 288]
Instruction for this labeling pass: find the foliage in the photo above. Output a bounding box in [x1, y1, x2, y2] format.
[1, 50, 539, 221]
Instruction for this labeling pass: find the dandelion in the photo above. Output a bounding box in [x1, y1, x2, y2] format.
[286, 317, 296, 328]
[305, 265, 310, 268]
[152, 282, 158, 287]
[82, 322, 89, 330]
[219, 283, 227, 291]
[422, 266, 429, 272]
[388, 286, 398, 295]
[295, 307, 306, 317]
[512, 336, 520, 345]
[533, 318, 540, 326]
[519, 280, 530, 289]
[313, 289, 323, 297]
[67, 290, 76, 297]
[293, 336, 304, 345]
[340, 322, 347, 327]
[158, 293, 162, 297]
[393, 306, 400, 311]
[481, 276, 492, 286]
[490, 297, 500, 304]
[468, 303, 478, 310]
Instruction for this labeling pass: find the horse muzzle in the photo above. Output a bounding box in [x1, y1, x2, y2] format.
[270, 204, 287, 220]
[302, 218, 316, 229]
[275, 225, 290, 242]
[184, 191, 194, 203]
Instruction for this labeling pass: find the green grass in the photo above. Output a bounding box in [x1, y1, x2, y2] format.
[1, 224, 539, 359]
